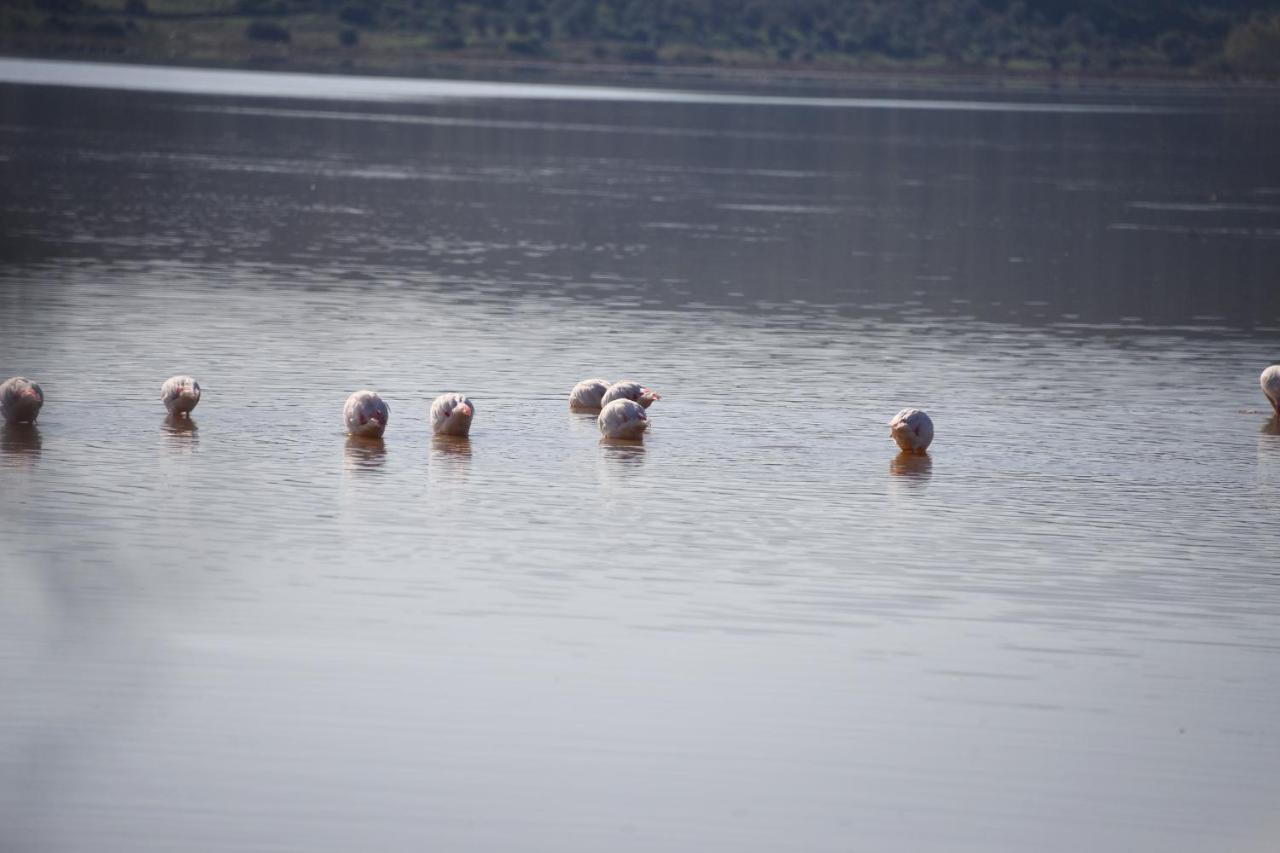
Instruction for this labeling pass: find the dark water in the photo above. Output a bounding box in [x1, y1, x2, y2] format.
[1, 60, 1279, 853]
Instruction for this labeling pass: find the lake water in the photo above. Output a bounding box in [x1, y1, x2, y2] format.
[2, 59, 1279, 852]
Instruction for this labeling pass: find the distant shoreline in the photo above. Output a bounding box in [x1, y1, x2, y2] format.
[2, 48, 1277, 96]
[5, 0, 1280, 93]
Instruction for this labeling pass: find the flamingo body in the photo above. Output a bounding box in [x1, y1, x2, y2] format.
[161, 375, 201, 415]
[598, 398, 649, 440]
[890, 408, 934, 453]
[1262, 365, 1280, 416]
[344, 390, 389, 438]
[569, 378, 611, 410]
[601, 380, 661, 410]
[0, 377, 43, 424]
[431, 393, 475, 437]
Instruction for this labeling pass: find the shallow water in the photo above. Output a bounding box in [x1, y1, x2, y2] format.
[2, 60, 1280, 853]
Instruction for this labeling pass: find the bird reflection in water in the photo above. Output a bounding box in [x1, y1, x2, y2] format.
[889, 451, 932, 478]
[1262, 416, 1280, 437]
[161, 414, 199, 458]
[162, 413, 198, 436]
[430, 435, 471, 486]
[1, 423, 42, 460]
[599, 436, 647, 466]
[344, 435, 387, 471]
[431, 435, 472, 461]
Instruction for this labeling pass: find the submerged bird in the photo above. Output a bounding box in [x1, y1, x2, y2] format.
[1, 377, 44, 424]
[890, 408, 934, 453]
[344, 389, 389, 438]
[600, 380, 661, 409]
[569, 378, 611, 410]
[431, 393, 474, 437]
[161, 375, 201, 416]
[598, 398, 649, 440]
[1262, 365, 1280, 416]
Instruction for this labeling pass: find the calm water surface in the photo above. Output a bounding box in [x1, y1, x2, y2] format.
[2, 60, 1279, 853]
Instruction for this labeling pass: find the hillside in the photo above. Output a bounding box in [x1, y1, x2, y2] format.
[3, 0, 1280, 80]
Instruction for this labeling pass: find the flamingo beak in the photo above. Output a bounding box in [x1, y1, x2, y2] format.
[457, 404, 473, 418]
[21, 388, 40, 399]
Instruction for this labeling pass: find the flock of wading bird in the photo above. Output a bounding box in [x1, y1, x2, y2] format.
[5, 367, 1280, 453]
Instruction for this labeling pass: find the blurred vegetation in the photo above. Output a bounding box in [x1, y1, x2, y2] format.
[3, 0, 1280, 78]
